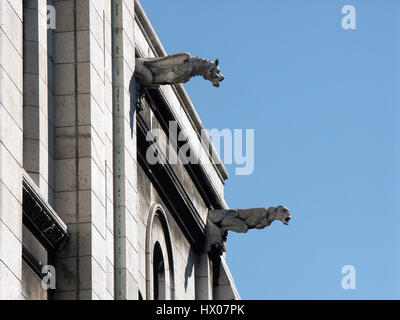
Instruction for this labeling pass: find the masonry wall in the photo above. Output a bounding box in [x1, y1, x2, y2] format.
[137, 152, 197, 300]
[0, 0, 24, 300]
[0, 0, 237, 300]
[136, 96, 214, 299]
[51, 0, 115, 300]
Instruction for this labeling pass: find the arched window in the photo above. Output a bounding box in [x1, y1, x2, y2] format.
[153, 242, 166, 300]
[146, 204, 175, 300]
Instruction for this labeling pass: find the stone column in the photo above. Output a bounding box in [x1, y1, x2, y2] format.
[112, 0, 139, 300]
[22, 0, 50, 201]
[0, 0, 24, 300]
[195, 252, 213, 300]
[52, 0, 114, 300]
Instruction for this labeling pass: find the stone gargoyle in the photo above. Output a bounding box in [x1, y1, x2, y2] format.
[135, 52, 225, 88]
[209, 206, 291, 235]
[206, 206, 291, 254]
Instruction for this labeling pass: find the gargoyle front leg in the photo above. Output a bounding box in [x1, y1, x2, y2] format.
[135, 61, 154, 86]
[220, 218, 249, 234]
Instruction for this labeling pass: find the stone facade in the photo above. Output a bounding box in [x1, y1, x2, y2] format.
[0, 0, 239, 300]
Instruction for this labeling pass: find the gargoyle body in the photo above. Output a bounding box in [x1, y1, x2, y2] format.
[135, 52, 224, 88]
[208, 206, 291, 236]
[205, 206, 291, 255]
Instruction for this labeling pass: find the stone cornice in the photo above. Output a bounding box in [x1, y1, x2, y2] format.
[22, 245, 45, 279]
[136, 113, 206, 251]
[144, 88, 227, 211]
[134, 0, 229, 185]
[22, 173, 69, 252]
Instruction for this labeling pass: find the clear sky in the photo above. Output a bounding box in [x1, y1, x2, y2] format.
[141, 0, 400, 299]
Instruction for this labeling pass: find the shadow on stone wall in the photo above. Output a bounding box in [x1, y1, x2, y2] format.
[184, 248, 194, 292]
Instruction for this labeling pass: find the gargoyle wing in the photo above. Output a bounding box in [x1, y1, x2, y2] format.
[208, 209, 238, 224]
[141, 53, 190, 71]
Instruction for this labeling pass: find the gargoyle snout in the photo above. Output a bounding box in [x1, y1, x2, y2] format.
[212, 74, 225, 87]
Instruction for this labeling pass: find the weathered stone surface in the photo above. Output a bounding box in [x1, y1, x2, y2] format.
[209, 206, 291, 235]
[206, 206, 291, 256]
[136, 53, 224, 88]
[0, 0, 244, 301]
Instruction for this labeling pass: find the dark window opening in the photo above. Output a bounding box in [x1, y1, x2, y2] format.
[153, 242, 166, 300]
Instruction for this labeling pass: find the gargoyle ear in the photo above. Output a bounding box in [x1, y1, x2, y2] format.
[215, 58, 219, 66]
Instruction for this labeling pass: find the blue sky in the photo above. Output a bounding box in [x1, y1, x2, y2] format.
[141, 0, 400, 299]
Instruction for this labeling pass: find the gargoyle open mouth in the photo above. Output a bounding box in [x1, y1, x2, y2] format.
[284, 217, 291, 225]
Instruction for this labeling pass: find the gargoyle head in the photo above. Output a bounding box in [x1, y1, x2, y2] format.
[274, 205, 291, 225]
[203, 59, 225, 87]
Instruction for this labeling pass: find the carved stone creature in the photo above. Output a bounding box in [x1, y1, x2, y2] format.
[135, 52, 225, 88]
[208, 206, 291, 236]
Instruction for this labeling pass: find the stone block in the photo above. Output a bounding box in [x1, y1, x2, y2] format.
[54, 63, 75, 96]
[105, 157, 113, 198]
[195, 276, 212, 300]
[23, 41, 39, 75]
[54, 189, 92, 224]
[54, 31, 75, 64]
[23, 8, 38, 42]
[134, 20, 154, 58]
[7, 0, 23, 20]
[54, 157, 91, 192]
[195, 252, 211, 278]
[54, 125, 91, 160]
[103, 0, 112, 30]
[0, 261, 21, 300]
[92, 224, 106, 272]
[122, 31, 135, 72]
[54, 94, 91, 127]
[103, 78, 113, 113]
[38, 43, 48, 85]
[90, 37, 104, 84]
[77, 0, 90, 31]
[91, 189, 106, 236]
[92, 257, 106, 299]
[106, 197, 113, 232]
[90, 65, 105, 108]
[21, 260, 47, 300]
[91, 158, 105, 201]
[124, 178, 137, 218]
[56, 255, 91, 292]
[77, 62, 90, 94]
[0, 180, 22, 240]
[0, 68, 23, 129]
[47, 58, 55, 94]
[89, 2, 104, 51]
[125, 209, 137, 248]
[90, 128, 106, 172]
[57, 222, 92, 259]
[0, 105, 23, 165]
[53, 1, 74, 32]
[0, 144, 22, 200]
[0, 1, 23, 54]
[0, 31, 23, 92]
[0, 220, 22, 281]
[106, 229, 114, 264]
[23, 72, 40, 107]
[122, 58, 134, 94]
[126, 268, 138, 300]
[136, 242, 145, 282]
[23, 138, 39, 174]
